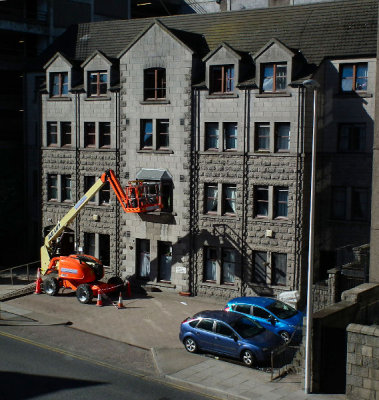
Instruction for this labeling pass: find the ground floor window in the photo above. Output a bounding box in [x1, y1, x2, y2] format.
[84, 232, 110, 267]
[252, 251, 287, 286]
[137, 239, 150, 279]
[204, 247, 237, 285]
[158, 241, 172, 282]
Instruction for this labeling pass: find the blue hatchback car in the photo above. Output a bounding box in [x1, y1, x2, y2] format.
[225, 297, 303, 343]
[179, 310, 284, 367]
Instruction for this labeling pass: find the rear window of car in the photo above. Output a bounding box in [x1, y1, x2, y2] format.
[197, 319, 214, 331]
[266, 300, 297, 319]
[234, 304, 252, 314]
[189, 320, 198, 328]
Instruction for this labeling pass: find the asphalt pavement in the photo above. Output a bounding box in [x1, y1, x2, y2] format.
[0, 283, 346, 400]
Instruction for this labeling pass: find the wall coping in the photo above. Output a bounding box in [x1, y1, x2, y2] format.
[347, 323, 379, 337]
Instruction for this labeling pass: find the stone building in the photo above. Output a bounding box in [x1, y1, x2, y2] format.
[40, 0, 377, 300]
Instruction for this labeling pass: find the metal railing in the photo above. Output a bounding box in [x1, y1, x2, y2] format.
[0, 261, 40, 285]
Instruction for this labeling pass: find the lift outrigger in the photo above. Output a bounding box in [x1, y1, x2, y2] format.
[40, 169, 162, 303]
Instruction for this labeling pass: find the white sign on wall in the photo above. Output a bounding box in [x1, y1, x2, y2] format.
[176, 265, 186, 274]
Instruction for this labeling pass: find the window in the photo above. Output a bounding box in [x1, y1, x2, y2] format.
[216, 322, 234, 337]
[253, 251, 267, 284]
[61, 122, 72, 146]
[100, 182, 110, 205]
[99, 122, 111, 148]
[253, 307, 270, 319]
[48, 174, 58, 200]
[141, 120, 153, 149]
[160, 181, 173, 212]
[47, 122, 58, 146]
[197, 319, 214, 331]
[351, 188, 369, 221]
[340, 63, 368, 92]
[84, 232, 96, 257]
[255, 186, 269, 217]
[137, 239, 150, 279]
[338, 123, 366, 152]
[158, 241, 172, 282]
[234, 304, 252, 314]
[256, 123, 270, 151]
[223, 185, 236, 215]
[210, 65, 234, 94]
[84, 122, 96, 147]
[274, 187, 288, 218]
[205, 184, 218, 214]
[85, 176, 96, 203]
[157, 119, 169, 149]
[222, 249, 236, 284]
[204, 247, 217, 282]
[50, 72, 68, 97]
[144, 68, 166, 100]
[205, 122, 219, 150]
[99, 234, 110, 267]
[204, 247, 237, 285]
[272, 253, 287, 286]
[61, 175, 72, 202]
[88, 71, 107, 96]
[224, 122, 237, 150]
[275, 123, 290, 152]
[262, 63, 287, 92]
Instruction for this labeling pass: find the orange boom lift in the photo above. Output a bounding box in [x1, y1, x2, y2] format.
[40, 169, 162, 304]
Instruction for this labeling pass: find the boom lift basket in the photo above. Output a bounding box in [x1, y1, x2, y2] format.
[124, 181, 162, 213]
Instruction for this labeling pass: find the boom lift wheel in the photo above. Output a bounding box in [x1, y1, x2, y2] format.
[43, 277, 59, 296]
[76, 284, 93, 304]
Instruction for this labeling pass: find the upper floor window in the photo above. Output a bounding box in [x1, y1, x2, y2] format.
[204, 246, 236, 285]
[144, 68, 166, 100]
[275, 123, 290, 152]
[88, 71, 107, 97]
[61, 175, 72, 202]
[48, 174, 58, 200]
[141, 120, 153, 149]
[262, 63, 287, 92]
[331, 186, 370, 221]
[140, 119, 170, 151]
[272, 252, 287, 286]
[157, 119, 169, 149]
[255, 186, 269, 217]
[338, 123, 366, 152]
[50, 72, 68, 97]
[61, 122, 72, 146]
[84, 122, 96, 147]
[47, 122, 58, 146]
[84, 176, 96, 204]
[210, 65, 234, 94]
[99, 122, 111, 148]
[340, 63, 368, 92]
[204, 183, 236, 216]
[84, 176, 110, 205]
[223, 185, 236, 215]
[205, 184, 218, 214]
[255, 123, 270, 151]
[224, 122, 237, 151]
[274, 187, 288, 218]
[47, 174, 72, 202]
[205, 122, 219, 150]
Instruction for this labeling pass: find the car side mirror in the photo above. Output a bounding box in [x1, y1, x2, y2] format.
[269, 315, 277, 324]
[232, 334, 238, 342]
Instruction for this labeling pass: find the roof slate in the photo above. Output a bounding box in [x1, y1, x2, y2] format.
[41, 0, 378, 67]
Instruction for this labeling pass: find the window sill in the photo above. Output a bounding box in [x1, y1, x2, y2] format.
[140, 100, 170, 105]
[47, 97, 72, 102]
[201, 214, 238, 221]
[200, 282, 238, 290]
[249, 152, 294, 157]
[206, 93, 239, 99]
[137, 149, 174, 154]
[80, 147, 115, 152]
[85, 96, 112, 101]
[335, 92, 373, 99]
[256, 92, 291, 98]
[200, 151, 244, 156]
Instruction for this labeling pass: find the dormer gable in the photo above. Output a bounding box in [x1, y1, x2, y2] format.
[44, 52, 73, 97]
[252, 38, 296, 94]
[203, 43, 241, 95]
[81, 50, 115, 97]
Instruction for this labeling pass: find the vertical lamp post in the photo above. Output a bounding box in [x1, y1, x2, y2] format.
[302, 78, 320, 394]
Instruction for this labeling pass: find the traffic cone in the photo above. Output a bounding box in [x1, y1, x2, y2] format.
[117, 292, 125, 309]
[96, 292, 103, 307]
[34, 268, 42, 295]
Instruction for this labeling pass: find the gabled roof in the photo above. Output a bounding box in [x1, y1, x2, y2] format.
[80, 50, 113, 68]
[117, 19, 194, 58]
[43, 52, 73, 70]
[252, 38, 296, 61]
[40, 0, 378, 68]
[202, 42, 242, 62]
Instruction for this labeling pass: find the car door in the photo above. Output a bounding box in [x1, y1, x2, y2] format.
[213, 321, 240, 357]
[194, 318, 216, 351]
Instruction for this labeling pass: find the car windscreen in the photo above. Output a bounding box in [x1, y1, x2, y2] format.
[230, 317, 264, 339]
[266, 300, 297, 319]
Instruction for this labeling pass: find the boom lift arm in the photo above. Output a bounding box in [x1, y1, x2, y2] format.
[40, 169, 161, 274]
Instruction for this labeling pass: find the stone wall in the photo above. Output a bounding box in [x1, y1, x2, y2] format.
[346, 323, 379, 400]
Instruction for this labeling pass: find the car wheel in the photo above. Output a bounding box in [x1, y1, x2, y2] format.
[76, 284, 93, 304]
[241, 349, 256, 368]
[184, 337, 198, 353]
[280, 331, 291, 343]
[44, 277, 59, 296]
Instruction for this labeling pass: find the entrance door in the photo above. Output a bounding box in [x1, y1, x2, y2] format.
[158, 241, 172, 282]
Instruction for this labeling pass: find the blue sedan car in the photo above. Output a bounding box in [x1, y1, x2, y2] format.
[224, 297, 303, 343]
[179, 310, 284, 367]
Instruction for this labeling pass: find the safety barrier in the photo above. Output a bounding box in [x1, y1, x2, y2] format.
[0, 261, 40, 285]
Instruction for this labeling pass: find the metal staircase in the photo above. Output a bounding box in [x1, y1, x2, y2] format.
[184, 0, 208, 14]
